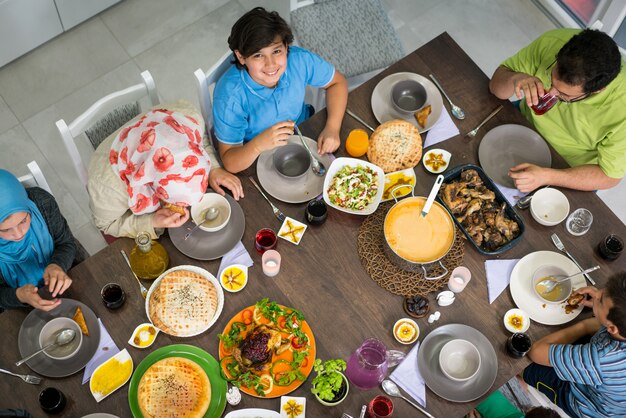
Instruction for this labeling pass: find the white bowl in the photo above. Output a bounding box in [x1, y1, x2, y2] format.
[39, 317, 83, 360]
[532, 264, 572, 304]
[503, 308, 530, 333]
[323, 157, 385, 215]
[439, 339, 481, 382]
[530, 188, 570, 226]
[220, 264, 249, 292]
[191, 193, 231, 232]
[422, 149, 452, 174]
[393, 318, 419, 344]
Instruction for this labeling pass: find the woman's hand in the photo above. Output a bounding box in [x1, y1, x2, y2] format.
[153, 207, 189, 228]
[316, 127, 340, 155]
[253, 121, 295, 153]
[209, 168, 244, 200]
[16, 284, 61, 311]
[44, 264, 72, 297]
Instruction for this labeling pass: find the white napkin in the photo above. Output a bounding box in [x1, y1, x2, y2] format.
[423, 107, 460, 148]
[485, 259, 520, 304]
[494, 182, 528, 206]
[218, 241, 254, 278]
[82, 318, 120, 384]
[390, 342, 426, 407]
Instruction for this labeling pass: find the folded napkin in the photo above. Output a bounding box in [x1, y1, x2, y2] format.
[494, 182, 528, 206]
[423, 107, 460, 148]
[82, 318, 121, 384]
[390, 342, 426, 407]
[218, 241, 254, 278]
[485, 259, 520, 304]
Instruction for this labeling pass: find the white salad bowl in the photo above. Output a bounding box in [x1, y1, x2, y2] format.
[323, 157, 385, 215]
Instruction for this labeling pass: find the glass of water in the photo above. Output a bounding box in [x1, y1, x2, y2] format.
[566, 208, 593, 236]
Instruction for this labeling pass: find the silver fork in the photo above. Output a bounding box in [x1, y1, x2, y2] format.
[551, 233, 596, 285]
[0, 368, 42, 384]
[120, 250, 149, 299]
[249, 177, 286, 222]
[465, 105, 503, 137]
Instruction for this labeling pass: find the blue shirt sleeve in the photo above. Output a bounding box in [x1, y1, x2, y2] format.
[291, 46, 335, 88]
[549, 342, 603, 386]
[212, 72, 248, 145]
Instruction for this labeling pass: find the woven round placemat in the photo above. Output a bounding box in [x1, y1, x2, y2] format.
[357, 201, 465, 297]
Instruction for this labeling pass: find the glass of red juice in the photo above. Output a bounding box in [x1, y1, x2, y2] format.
[531, 93, 557, 115]
[255, 228, 277, 254]
[368, 395, 394, 418]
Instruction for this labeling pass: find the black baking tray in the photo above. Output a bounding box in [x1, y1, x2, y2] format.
[436, 163, 525, 255]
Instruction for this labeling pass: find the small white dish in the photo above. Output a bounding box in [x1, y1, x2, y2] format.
[278, 217, 307, 245]
[323, 157, 385, 215]
[220, 264, 248, 292]
[280, 396, 306, 418]
[530, 188, 569, 226]
[225, 409, 281, 418]
[39, 317, 83, 360]
[439, 339, 481, 382]
[128, 323, 159, 349]
[191, 193, 231, 232]
[90, 349, 133, 402]
[382, 168, 417, 202]
[423, 149, 452, 174]
[503, 308, 530, 333]
[436, 290, 456, 306]
[393, 318, 419, 344]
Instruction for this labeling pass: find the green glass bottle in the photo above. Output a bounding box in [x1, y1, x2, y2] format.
[129, 232, 169, 280]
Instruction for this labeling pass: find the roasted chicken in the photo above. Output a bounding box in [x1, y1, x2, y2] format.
[232, 324, 289, 372]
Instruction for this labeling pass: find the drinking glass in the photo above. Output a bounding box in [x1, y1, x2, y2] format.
[506, 333, 532, 358]
[101, 283, 126, 309]
[598, 234, 623, 260]
[531, 93, 557, 115]
[368, 395, 394, 418]
[39, 387, 66, 413]
[254, 228, 277, 254]
[566, 208, 593, 236]
[305, 199, 328, 225]
[345, 338, 405, 390]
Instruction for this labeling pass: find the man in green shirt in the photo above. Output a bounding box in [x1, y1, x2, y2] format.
[489, 29, 625, 192]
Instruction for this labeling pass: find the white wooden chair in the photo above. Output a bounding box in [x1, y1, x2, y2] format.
[55, 70, 160, 187]
[18, 161, 52, 195]
[194, 51, 232, 141]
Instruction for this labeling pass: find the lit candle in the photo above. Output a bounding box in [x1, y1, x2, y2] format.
[448, 266, 471, 293]
[262, 250, 281, 277]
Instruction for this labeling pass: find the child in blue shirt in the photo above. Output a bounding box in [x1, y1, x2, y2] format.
[212, 7, 348, 173]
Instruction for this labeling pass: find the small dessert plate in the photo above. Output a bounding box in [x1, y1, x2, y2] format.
[393, 318, 419, 344]
[278, 217, 307, 245]
[423, 148, 452, 174]
[503, 308, 530, 333]
[280, 396, 306, 418]
[220, 264, 248, 293]
[128, 323, 159, 349]
[382, 168, 417, 202]
[90, 349, 133, 402]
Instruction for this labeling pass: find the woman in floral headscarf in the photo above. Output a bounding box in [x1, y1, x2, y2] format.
[88, 101, 243, 239]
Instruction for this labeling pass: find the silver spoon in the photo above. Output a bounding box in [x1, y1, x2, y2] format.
[183, 207, 218, 241]
[381, 379, 436, 418]
[16, 328, 76, 366]
[429, 74, 465, 120]
[294, 125, 326, 177]
[516, 185, 551, 210]
[537, 265, 601, 294]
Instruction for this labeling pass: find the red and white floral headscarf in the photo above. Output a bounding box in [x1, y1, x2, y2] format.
[109, 109, 210, 214]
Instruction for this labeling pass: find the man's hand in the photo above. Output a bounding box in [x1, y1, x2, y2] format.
[511, 73, 546, 107]
[209, 168, 244, 200]
[43, 264, 72, 297]
[253, 121, 295, 154]
[153, 207, 189, 228]
[16, 284, 62, 311]
[508, 163, 549, 192]
[316, 127, 340, 155]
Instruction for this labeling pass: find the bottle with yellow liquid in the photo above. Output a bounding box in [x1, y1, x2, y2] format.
[129, 232, 169, 280]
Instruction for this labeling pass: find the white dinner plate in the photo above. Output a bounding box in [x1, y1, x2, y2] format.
[510, 251, 585, 325]
[478, 124, 551, 188]
[224, 409, 280, 418]
[371, 72, 444, 133]
[257, 135, 334, 204]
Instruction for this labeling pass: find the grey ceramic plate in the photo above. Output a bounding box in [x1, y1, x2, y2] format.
[257, 135, 333, 204]
[478, 124, 551, 188]
[371, 72, 443, 133]
[417, 324, 497, 402]
[18, 299, 101, 378]
[169, 193, 245, 260]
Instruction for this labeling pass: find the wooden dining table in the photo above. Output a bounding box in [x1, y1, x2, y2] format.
[1, 32, 625, 418]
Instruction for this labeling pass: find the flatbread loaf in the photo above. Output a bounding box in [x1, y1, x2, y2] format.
[138, 357, 211, 418]
[149, 269, 218, 337]
[367, 119, 422, 173]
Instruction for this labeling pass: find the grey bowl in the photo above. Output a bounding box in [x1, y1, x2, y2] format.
[273, 143, 311, 179]
[391, 79, 427, 114]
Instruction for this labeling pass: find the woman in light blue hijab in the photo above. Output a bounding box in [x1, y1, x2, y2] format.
[0, 169, 76, 311]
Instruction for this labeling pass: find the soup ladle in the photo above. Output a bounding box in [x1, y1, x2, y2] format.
[16, 329, 76, 366]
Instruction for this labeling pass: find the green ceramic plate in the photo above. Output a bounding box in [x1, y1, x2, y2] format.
[128, 344, 227, 418]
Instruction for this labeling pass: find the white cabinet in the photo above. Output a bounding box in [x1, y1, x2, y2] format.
[55, 0, 121, 30]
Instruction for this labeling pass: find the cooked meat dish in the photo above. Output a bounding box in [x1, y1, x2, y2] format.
[440, 169, 520, 251]
[232, 324, 285, 371]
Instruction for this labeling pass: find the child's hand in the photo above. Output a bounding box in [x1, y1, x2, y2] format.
[254, 121, 295, 153]
[153, 207, 189, 229]
[316, 128, 340, 154]
[16, 284, 62, 311]
[43, 264, 72, 297]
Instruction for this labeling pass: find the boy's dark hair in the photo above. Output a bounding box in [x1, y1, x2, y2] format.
[228, 7, 293, 69]
[524, 406, 560, 418]
[556, 29, 621, 93]
[606, 271, 626, 336]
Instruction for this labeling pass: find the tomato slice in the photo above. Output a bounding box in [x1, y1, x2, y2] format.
[291, 336, 306, 349]
[242, 309, 254, 325]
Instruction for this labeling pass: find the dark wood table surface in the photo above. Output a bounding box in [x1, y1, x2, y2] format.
[1, 33, 625, 418]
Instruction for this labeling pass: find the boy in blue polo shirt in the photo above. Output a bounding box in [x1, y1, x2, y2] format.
[524, 272, 626, 417]
[212, 7, 348, 173]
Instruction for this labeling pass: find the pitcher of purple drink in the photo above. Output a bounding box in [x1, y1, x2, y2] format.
[345, 338, 406, 390]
